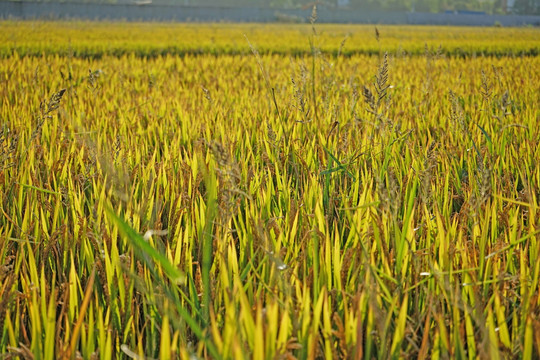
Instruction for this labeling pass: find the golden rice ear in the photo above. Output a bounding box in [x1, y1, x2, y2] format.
[310, 4, 318, 25]
[46, 88, 67, 113]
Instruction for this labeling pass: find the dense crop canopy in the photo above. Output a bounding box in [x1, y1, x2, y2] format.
[0, 21, 539, 359]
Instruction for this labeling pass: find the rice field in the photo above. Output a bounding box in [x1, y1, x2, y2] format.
[0, 20, 539, 359]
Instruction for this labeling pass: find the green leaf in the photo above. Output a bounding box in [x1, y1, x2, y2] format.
[105, 206, 185, 284]
[322, 146, 356, 180]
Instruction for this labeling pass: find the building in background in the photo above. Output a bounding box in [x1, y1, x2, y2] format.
[502, 0, 516, 12]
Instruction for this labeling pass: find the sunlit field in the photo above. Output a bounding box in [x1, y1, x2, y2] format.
[1, 21, 539, 359]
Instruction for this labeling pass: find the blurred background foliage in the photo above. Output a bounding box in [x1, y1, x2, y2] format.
[2, 0, 539, 16]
